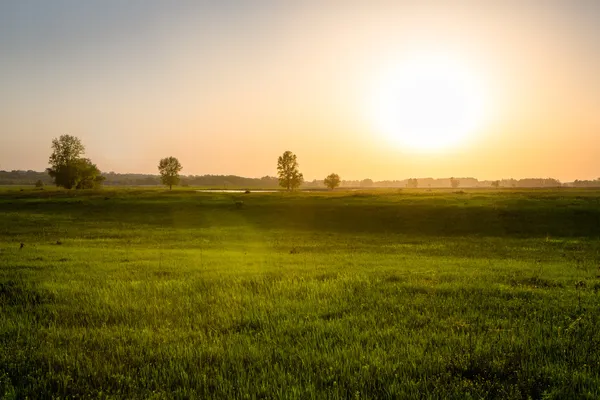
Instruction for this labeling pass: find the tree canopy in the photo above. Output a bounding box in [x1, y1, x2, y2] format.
[46, 135, 104, 189]
[324, 173, 341, 190]
[158, 157, 183, 190]
[277, 151, 303, 191]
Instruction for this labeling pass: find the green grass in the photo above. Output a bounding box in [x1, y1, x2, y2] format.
[1, 188, 600, 399]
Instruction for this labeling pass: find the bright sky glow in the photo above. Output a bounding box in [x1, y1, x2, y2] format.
[369, 53, 488, 151]
[0, 1, 598, 181]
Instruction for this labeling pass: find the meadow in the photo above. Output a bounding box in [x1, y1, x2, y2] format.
[1, 188, 599, 399]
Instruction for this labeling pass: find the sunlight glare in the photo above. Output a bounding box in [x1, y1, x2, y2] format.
[369, 53, 488, 151]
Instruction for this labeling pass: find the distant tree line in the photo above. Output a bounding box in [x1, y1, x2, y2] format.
[3, 169, 598, 189]
[570, 179, 600, 188]
[3, 171, 280, 188]
[304, 177, 598, 189]
[0, 170, 54, 186]
[2, 135, 598, 189]
[180, 175, 280, 188]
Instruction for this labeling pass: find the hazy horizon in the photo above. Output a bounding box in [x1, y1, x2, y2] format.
[1, 169, 596, 186]
[1, 1, 598, 181]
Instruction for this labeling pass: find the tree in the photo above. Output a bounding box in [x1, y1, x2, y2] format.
[158, 157, 183, 190]
[277, 151, 303, 191]
[46, 135, 104, 189]
[450, 177, 460, 188]
[35, 180, 44, 188]
[324, 173, 341, 190]
[491, 180, 500, 188]
[72, 158, 105, 189]
[407, 178, 418, 188]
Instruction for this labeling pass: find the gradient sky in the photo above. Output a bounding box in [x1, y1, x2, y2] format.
[1, 0, 598, 181]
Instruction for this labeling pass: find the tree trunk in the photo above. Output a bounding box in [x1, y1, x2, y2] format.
[170, 184, 172, 190]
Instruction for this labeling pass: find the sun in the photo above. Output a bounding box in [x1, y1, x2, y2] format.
[369, 53, 488, 151]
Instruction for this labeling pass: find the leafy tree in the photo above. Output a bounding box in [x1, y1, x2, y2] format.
[324, 173, 341, 190]
[158, 156, 183, 190]
[46, 135, 104, 189]
[491, 180, 501, 188]
[407, 178, 418, 188]
[35, 180, 44, 188]
[450, 177, 460, 189]
[277, 151, 303, 191]
[73, 159, 105, 189]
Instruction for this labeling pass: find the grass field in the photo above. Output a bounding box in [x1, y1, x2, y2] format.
[1, 188, 600, 399]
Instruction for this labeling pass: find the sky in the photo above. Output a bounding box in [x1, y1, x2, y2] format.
[0, 0, 598, 181]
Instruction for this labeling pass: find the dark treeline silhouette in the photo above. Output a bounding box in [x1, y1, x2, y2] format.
[0, 170, 55, 185]
[571, 179, 600, 188]
[102, 173, 280, 188]
[181, 175, 280, 188]
[1, 170, 598, 188]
